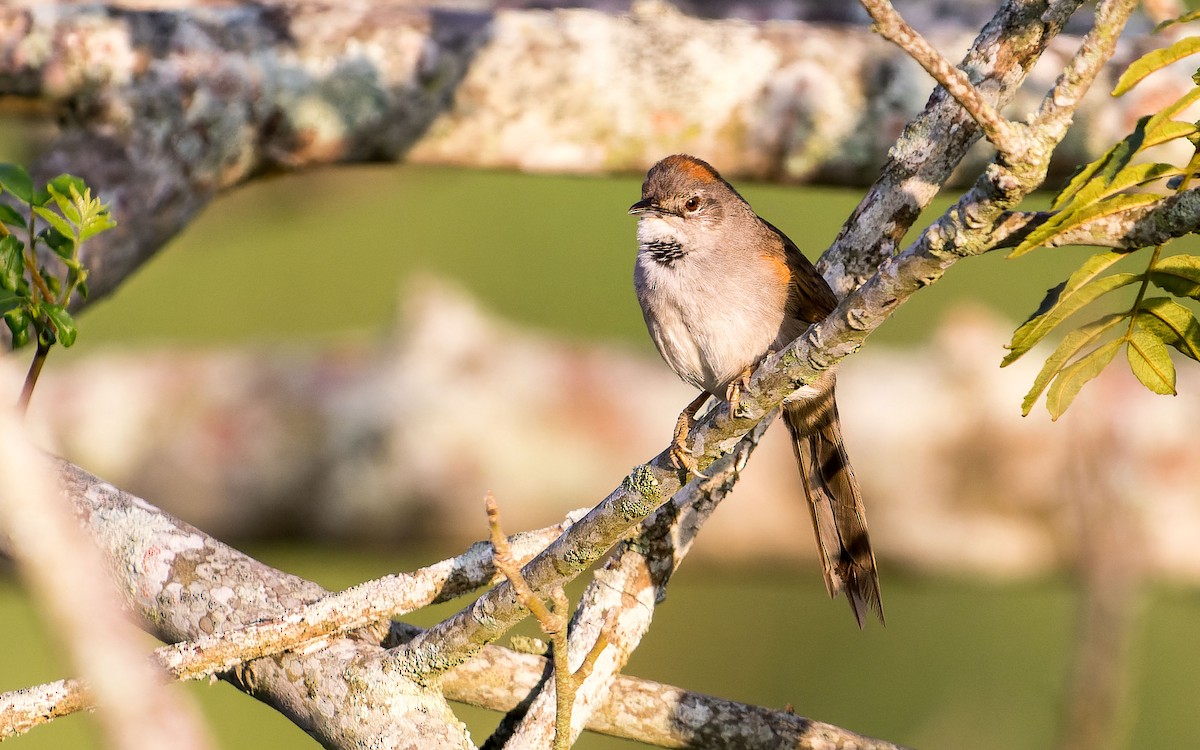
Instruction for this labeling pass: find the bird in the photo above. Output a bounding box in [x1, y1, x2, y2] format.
[629, 153, 883, 627]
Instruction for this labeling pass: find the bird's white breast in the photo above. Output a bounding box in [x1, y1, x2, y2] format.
[634, 217, 788, 395]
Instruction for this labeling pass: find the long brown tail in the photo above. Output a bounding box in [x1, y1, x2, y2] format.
[783, 382, 883, 628]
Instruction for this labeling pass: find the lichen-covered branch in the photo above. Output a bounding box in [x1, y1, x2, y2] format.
[993, 187, 1200, 250]
[0, 393, 214, 749]
[0, 680, 91, 740]
[45, 460, 475, 750]
[426, 619, 910, 750]
[1, 458, 901, 749]
[819, 0, 1086, 295]
[677, 0, 1140, 487]
[0, 502, 584, 739]
[0, 2, 489, 308]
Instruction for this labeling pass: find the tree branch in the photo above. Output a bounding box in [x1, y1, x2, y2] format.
[1, 459, 902, 749]
[0, 397, 214, 749]
[860, 0, 1018, 155]
[44, 460, 476, 750]
[500, 415, 777, 747]
[992, 188, 1200, 251]
[0, 1, 1169, 310]
[427, 619, 911, 750]
[0, 501, 585, 738]
[819, 0, 1087, 295]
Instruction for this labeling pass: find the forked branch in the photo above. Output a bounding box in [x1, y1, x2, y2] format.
[860, 0, 1019, 155]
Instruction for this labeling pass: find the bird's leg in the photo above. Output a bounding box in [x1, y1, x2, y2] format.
[725, 365, 755, 417]
[671, 391, 712, 477]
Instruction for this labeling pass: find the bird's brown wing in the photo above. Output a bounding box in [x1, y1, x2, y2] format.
[760, 218, 839, 325]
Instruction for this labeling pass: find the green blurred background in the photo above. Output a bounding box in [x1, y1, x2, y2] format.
[0, 153, 1197, 749]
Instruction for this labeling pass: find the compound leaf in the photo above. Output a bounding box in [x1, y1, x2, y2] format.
[1004, 250, 1140, 364]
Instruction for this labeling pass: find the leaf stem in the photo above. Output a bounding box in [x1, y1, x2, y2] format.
[21, 215, 54, 304]
[1126, 244, 1165, 338]
[16, 339, 50, 415]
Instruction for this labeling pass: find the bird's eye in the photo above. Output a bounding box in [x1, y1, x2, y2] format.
[684, 196, 701, 212]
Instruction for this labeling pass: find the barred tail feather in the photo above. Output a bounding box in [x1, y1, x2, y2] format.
[783, 387, 883, 628]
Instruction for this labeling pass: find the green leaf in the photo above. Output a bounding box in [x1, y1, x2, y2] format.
[37, 226, 74, 261]
[1149, 253, 1200, 298]
[1145, 86, 1200, 142]
[32, 206, 76, 245]
[0, 164, 33, 204]
[1004, 250, 1140, 365]
[46, 174, 85, 202]
[78, 208, 116, 244]
[1052, 118, 1148, 212]
[1074, 161, 1181, 206]
[0, 290, 20, 317]
[30, 175, 81, 209]
[1045, 338, 1123, 419]
[4, 305, 31, 349]
[0, 234, 24, 292]
[46, 183, 81, 226]
[40, 303, 77, 347]
[1113, 36, 1200, 96]
[1137, 296, 1200, 361]
[1127, 325, 1177, 394]
[1144, 120, 1200, 150]
[0, 202, 26, 229]
[1020, 312, 1125, 416]
[1010, 193, 1163, 258]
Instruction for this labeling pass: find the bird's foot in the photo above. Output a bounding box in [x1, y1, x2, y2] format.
[725, 366, 754, 417]
[670, 392, 711, 478]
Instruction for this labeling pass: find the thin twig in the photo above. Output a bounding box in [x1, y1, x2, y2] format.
[860, 0, 1019, 155]
[487, 493, 560, 630]
[1034, 0, 1141, 133]
[487, 492, 591, 750]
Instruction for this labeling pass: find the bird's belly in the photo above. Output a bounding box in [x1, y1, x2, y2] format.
[636, 259, 784, 395]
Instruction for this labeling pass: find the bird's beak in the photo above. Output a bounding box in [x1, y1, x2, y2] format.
[628, 198, 655, 216]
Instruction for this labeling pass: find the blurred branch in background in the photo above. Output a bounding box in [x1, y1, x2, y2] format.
[0, 0, 1188, 310]
[1056, 408, 1146, 750]
[11, 277, 1199, 585]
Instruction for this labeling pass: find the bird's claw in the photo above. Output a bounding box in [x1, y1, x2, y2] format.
[669, 436, 708, 479]
[725, 366, 754, 418]
[672, 395, 711, 478]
